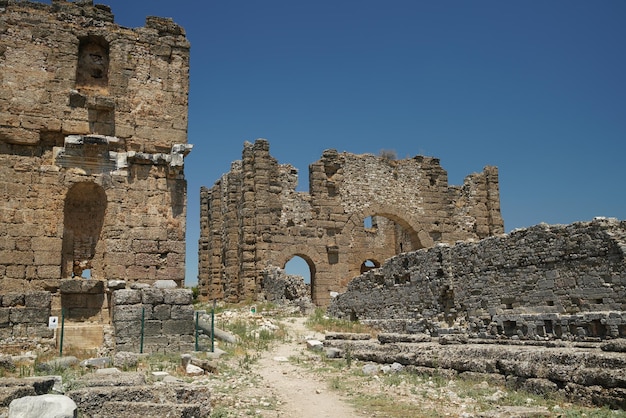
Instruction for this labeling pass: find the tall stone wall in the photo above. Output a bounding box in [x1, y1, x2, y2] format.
[328, 218, 626, 340]
[0, 0, 192, 305]
[198, 139, 503, 306]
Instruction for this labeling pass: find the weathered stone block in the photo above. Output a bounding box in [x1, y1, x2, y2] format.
[162, 319, 194, 335]
[114, 320, 142, 339]
[112, 289, 142, 306]
[143, 320, 162, 336]
[34, 251, 62, 266]
[36, 265, 61, 279]
[98, 402, 201, 418]
[9, 307, 47, 324]
[2, 293, 24, 307]
[0, 308, 10, 327]
[30, 236, 62, 251]
[152, 304, 171, 320]
[24, 291, 51, 309]
[60, 279, 104, 294]
[113, 305, 145, 322]
[141, 288, 164, 305]
[170, 304, 194, 320]
[163, 289, 192, 305]
[26, 324, 54, 339]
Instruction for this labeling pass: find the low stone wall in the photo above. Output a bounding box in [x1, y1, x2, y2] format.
[111, 288, 195, 353]
[0, 292, 53, 342]
[329, 218, 626, 340]
[324, 337, 626, 409]
[67, 375, 211, 418]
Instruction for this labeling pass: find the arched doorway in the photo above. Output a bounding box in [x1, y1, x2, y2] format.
[61, 182, 107, 279]
[283, 254, 317, 303]
[285, 256, 311, 284]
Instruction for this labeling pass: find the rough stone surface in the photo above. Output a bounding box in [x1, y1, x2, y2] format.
[0, 1, 191, 302]
[0, 378, 56, 408]
[8, 394, 77, 418]
[199, 139, 503, 306]
[36, 357, 79, 373]
[111, 288, 194, 353]
[325, 335, 626, 409]
[0, 291, 52, 342]
[113, 351, 139, 369]
[66, 372, 211, 418]
[329, 218, 626, 340]
[261, 266, 315, 313]
[98, 401, 201, 418]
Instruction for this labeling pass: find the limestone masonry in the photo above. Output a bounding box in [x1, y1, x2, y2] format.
[329, 217, 626, 340]
[0, 0, 192, 303]
[199, 139, 503, 305]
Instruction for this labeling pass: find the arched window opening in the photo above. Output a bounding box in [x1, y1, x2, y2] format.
[360, 259, 380, 274]
[362, 213, 421, 254]
[62, 183, 107, 279]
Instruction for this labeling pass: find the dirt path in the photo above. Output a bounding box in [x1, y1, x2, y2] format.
[252, 317, 363, 418]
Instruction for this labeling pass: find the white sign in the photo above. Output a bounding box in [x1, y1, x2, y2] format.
[48, 316, 59, 329]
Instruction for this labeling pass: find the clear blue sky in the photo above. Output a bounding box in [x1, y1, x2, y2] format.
[44, 1, 626, 285]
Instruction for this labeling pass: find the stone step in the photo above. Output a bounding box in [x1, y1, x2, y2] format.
[98, 401, 202, 418]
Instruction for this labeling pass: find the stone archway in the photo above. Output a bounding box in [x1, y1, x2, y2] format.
[360, 258, 381, 274]
[276, 248, 320, 304]
[344, 206, 424, 280]
[61, 182, 107, 279]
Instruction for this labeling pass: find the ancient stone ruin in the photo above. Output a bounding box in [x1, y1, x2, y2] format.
[0, 0, 192, 349]
[324, 218, 626, 408]
[328, 217, 626, 340]
[198, 139, 504, 305]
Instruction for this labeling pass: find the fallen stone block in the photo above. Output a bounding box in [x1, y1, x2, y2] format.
[0, 356, 15, 372]
[378, 333, 431, 344]
[325, 332, 372, 340]
[601, 339, 626, 353]
[9, 394, 76, 418]
[35, 356, 78, 373]
[438, 334, 469, 345]
[80, 357, 111, 369]
[0, 377, 57, 407]
[362, 364, 379, 375]
[153, 280, 178, 289]
[306, 339, 324, 351]
[0, 387, 37, 408]
[325, 347, 343, 358]
[71, 371, 146, 388]
[113, 351, 139, 369]
[185, 364, 204, 376]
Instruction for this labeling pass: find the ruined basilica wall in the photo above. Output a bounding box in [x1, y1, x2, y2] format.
[1, 1, 191, 295]
[199, 139, 504, 306]
[328, 218, 626, 339]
